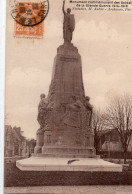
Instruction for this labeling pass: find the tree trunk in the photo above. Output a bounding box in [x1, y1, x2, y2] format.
[124, 148, 127, 164]
[94, 133, 99, 154]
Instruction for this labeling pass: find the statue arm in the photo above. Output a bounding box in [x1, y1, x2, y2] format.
[62, 0, 66, 15]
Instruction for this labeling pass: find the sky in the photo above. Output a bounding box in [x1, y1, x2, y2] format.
[5, 0, 132, 138]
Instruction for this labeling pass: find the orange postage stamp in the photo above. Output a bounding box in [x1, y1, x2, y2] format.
[10, 1, 49, 38]
[15, 22, 44, 38]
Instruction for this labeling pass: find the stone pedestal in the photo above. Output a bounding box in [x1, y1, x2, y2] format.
[16, 157, 122, 172]
[34, 128, 44, 154]
[35, 43, 95, 157]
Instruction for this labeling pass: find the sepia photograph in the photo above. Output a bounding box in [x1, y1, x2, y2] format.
[2, 0, 132, 193]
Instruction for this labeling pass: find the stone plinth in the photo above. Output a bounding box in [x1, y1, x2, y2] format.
[16, 157, 122, 172]
[34, 128, 44, 154]
[34, 43, 95, 157]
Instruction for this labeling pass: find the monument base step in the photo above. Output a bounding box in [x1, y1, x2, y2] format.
[16, 157, 122, 172]
[34, 153, 99, 158]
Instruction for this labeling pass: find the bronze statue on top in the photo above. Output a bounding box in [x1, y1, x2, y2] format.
[62, 0, 75, 43]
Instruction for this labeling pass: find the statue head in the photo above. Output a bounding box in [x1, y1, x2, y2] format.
[85, 96, 90, 101]
[67, 8, 71, 13]
[71, 95, 77, 101]
[71, 95, 80, 103]
[40, 93, 45, 99]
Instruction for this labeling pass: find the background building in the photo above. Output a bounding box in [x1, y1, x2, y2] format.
[100, 129, 132, 158]
[4, 125, 36, 157]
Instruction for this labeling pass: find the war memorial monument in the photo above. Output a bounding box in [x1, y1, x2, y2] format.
[16, 0, 122, 172]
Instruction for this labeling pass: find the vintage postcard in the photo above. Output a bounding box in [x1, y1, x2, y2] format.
[4, 0, 132, 193]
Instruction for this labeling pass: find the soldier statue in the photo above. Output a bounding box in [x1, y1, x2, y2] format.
[85, 96, 93, 127]
[62, 0, 75, 43]
[37, 93, 48, 127]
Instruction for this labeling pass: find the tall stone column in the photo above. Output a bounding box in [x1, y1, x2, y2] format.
[34, 43, 95, 157]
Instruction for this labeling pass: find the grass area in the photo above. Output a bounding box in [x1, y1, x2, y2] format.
[4, 162, 132, 187]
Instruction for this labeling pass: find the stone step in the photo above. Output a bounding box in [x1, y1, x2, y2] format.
[16, 157, 122, 172]
[35, 153, 100, 158]
[41, 147, 95, 155]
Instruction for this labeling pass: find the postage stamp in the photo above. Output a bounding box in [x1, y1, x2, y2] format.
[9, 0, 49, 37]
[14, 22, 44, 38]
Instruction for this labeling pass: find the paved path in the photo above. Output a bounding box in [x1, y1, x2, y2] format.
[4, 185, 132, 194]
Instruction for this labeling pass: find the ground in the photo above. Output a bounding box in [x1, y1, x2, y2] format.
[4, 162, 132, 187]
[4, 185, 132, 194]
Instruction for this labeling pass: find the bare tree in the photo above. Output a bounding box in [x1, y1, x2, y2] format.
[104, 94, 132, 163]
[92, 109, 105, 154]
